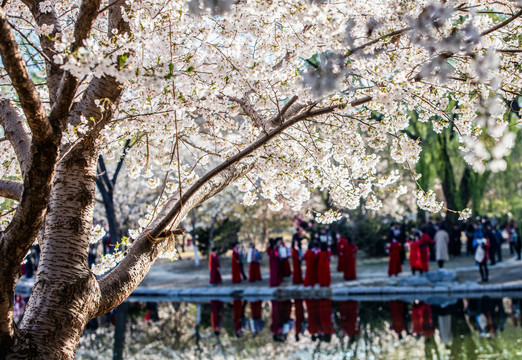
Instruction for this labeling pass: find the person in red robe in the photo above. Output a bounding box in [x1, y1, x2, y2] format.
[419, 232, 434, 272]
[233, 299, 244, 337]
[411, 301, 424, 335]
[267, 238, 281, 287]
[389, 300, 406, 337]
[339, 300, 360, 337]
[209, 247, 222, 285]
[278, 239, 292, 278]
[408, 232, 423, 275]
[344, 237, 358, 280]
[247, 243, 262, 282]
[231, 243, 242, 284]
[388, 239, 403, 276]
[291, 240, 303, 285]
[303, 243, 318, 287]
[336, 236, 348, 272]
[318, 242, 331, 287]
[210, 300, 223, 335]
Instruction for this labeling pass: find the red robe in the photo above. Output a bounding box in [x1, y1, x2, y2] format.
[305, 299, 320, 336]
[408, 239, 422, 271]
[209, 252, 222, 285]
[318, 250, 331, 287]
[303, 249, 317, 286]
[339, 300, 360, 337]
[267, 246, 281, 287]
[291, 248, 303, 284]
[344, 243, 358, 280]
[389, 300, 406, 335]
[411, 303, 423, 335]
[232, 248, 241, 283]
[250, 300, 262, 319]
[249, 250, 262, 282]
[233, 299, 243, 336]
[318, 299, 333, 334]
[210, 300, 223, 333]
[294, 299, 304, 337]
[270, 300, 281, 336]
[388, 242, 402, 276]
[419, 234, 434, 272]
[336, 237, 348, 272]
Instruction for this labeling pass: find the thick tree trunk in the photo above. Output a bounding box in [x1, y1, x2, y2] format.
[9, 146, 101, 359]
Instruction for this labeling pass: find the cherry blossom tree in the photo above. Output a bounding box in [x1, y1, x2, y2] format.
[0, 0, 520, 357]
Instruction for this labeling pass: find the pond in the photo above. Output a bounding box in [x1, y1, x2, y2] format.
[67, 295, 522, 359]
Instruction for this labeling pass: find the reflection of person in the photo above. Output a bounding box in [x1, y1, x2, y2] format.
[339, 300, 360, 337]
[210, 300, 223, 335]
[233, 299, 244, 337]
[247, 243, 262, 282]
[231, 243, 242, 284]
[389, 300, 406, 337]
[388, 239, 402, 276]
[209, 247, 222, 285]
[249, 301, 265, 336]
[294, 299, 305, 341]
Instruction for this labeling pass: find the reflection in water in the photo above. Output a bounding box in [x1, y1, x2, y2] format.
[74, 296, 522, 359]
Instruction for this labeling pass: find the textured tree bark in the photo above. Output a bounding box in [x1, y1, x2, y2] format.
[10, 144, 101, 359]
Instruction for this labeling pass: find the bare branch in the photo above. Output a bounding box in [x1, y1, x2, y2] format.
[0, 100, 31, 175]
[0, 6, 52, 141]
[0, 180, 22, 201]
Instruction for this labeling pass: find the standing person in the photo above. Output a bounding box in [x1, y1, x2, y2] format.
[209, 247, 222, 286]
[317, 242, 331, 287]
[408, 231, 422, 275]
[475, 238, 490, 282]
[291, 239, 303, 285]
[484, 222, 497, 266]
[336, 236, 348, 272]
[435, 223, 450, 269]
[423, 218, 437, 261]
[494, 225, 504, 263]
[388, 239, 402, 277]
[278, 239, 292, 278]
[507, 220, 521, 260]
[247, 243, 262, 282]
[303, 242, 318, 287]
[292, 227, 303, 251]
[267, 238, 282, 287]
[231, 243, 242, 284]
[239, 244, 248, 281]
[419, 230, 434, 273]
[344, 237, 358, 280]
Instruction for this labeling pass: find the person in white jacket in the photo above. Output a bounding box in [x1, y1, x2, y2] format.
[435, 223, 450, 269]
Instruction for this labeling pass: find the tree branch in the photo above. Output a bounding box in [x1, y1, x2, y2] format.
[20, 0, 63, 105]
[49, 0, 102, 130]
[0, 100, 31, 176]
[481, 9, 522, 36]
[0, 180, 22, 201]
[0, 6, 52, 141]
[95, 100, 347, 315]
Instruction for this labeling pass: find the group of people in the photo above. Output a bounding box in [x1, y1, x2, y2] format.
[209, 228, 359, 288]
[386, 217, 521, 282]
